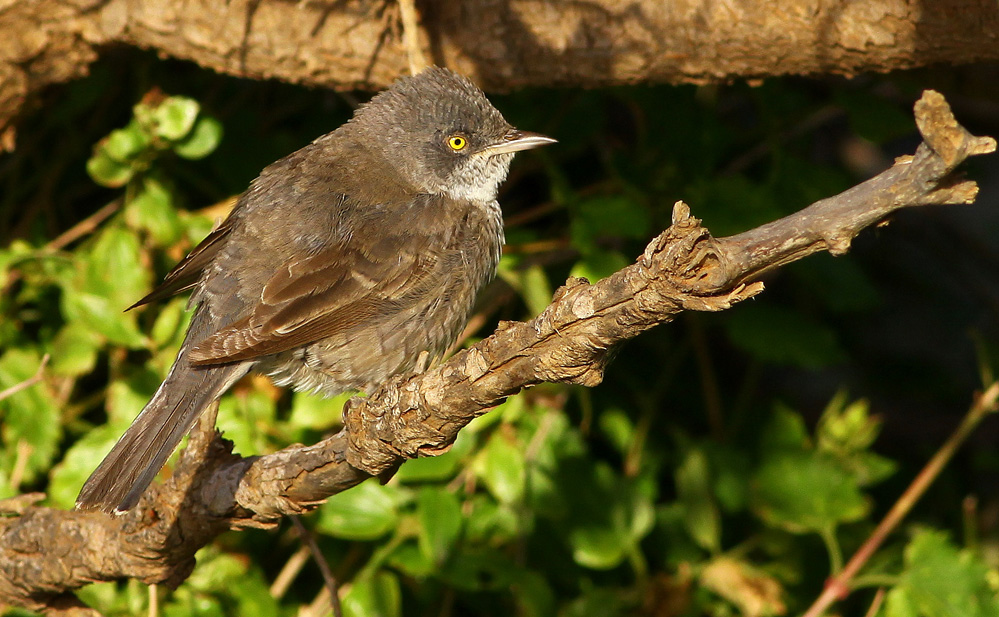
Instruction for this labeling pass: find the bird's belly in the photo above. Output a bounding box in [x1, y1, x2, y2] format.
[256, 292, 474, 396]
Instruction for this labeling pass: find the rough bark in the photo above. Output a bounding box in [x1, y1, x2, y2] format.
[2, 0, 999, 147]
[0, 90, 993, 613]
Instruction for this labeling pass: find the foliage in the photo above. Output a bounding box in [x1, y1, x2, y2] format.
[1, 53, 998, 616]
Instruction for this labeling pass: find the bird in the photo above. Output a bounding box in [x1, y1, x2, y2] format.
[75, 66, 556, 514]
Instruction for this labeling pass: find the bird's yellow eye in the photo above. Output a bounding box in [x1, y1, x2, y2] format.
[447, 135, 467, 151]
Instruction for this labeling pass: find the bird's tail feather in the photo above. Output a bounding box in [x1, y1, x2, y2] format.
[76, 357, 248, 514]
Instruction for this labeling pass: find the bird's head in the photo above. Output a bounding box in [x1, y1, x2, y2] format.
[349, 67, 555, 201]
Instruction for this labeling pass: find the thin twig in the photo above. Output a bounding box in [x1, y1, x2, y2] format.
[291, 515, 342, 617]
[148, 583, 158, 617]
[397, 0, 428, 75]
[0, 492, 44, 515]
[269, 545, 310, 599]
[8, 440, 32, 492]
[46, 200, 121, 252]
[0, 354, 49, 402]
[801, 381, 999, 617]
[862, 588, 886, 617]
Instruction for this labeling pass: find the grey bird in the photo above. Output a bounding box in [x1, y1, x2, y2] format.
[76, 67, 555, 513]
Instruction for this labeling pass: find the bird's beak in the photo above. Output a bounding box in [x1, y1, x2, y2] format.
[482, 129, 557, 156]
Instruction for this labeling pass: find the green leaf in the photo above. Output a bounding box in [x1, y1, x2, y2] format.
[228, 569, 280, 617]
[437, 548, 521, 591]
[61, 290, 147, 348]
[475, 429, 526, 504]
[559, 461, 655, 571]
[48, 424, 121, 509]
[316, 479, 399, 540]
[760, 405, 810, 451]
[150, 298, 189, 348]
[724, 302, 847, 368]
[883, 586, 920, 617]
[342, 571, 401, 617]
[125, 175, 182, 244]
[61, 225, 151, 348]
[597, 408, 635, 456]
[510, 570, 556, 617]
[707, 446, 751, 513]
[686, 174, 783, 237]
[152, 97, 200, 141]
[563, 585, 629, 617]
[750, 449, 869, 534]
[519, 264, 553, 318]
[106, 368, 160, 426]
[173, 116, 223, 159]
[676, 447, 721, 553]
[77, 579, 150, 617]
[186, 548, 249, 590]
[104, 120, 152, 162]
[894, 529, 999, 617]
[417, 486, 463, 566]
[464, 496, 520, 544]
[386, 541, 434, 578]
[86, 149, 135, 188]
[496, 258, 552, 318]
[86, 119, 151, 187]
[569, 525, 628, 570]
[82, 225, 151, 306]
[216, 390, 277, 455]
[287, 390, 349, 433]
[817, 392, 897, 486]
[395, 429, 471, 483]
[48, 321, 103, 376]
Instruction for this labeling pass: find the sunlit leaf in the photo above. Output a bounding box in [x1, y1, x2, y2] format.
[286, 390, 349, 433]
[48, 424, 121, 509]
[475, 429, 526, 504]
[417, 486, 463, 566]
[893, 529, 999, 617]
[48, 321, 102, 377]
[86, 149, 135, 187]
[173, 116, 223, 159]
[342, 571, 401, 617]
[316, 479, 399, 541]
[125, 175, 182, 244]
[153, 97, 200, 141]
[750, 449, 868, 533]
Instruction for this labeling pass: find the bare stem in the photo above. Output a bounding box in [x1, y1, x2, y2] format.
[0, 354, 49, 402]
[800, 382, 999, 617]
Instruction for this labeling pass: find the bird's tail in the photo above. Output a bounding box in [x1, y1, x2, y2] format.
[76, 354, 249, 514]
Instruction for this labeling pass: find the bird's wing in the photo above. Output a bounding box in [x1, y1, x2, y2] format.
[127, 217, 236, 310]
[186, 225, 446, 365]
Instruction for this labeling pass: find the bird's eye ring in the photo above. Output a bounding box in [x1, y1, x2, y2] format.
[447, 135, 467, 151]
